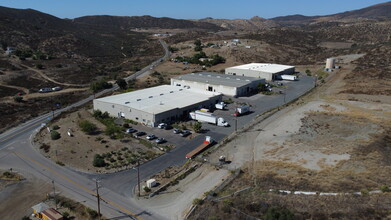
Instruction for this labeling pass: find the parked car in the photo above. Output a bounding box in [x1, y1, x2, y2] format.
[155, 138, 165, 144]
[134, 131, 146, 138]
[180, 130, 191, 137]
[158, 123, 167, 129]
[173, 128, 182, 134]
[52, 86, 62, 91]
[146, 134, 156, 140]
[126, 128, 137, 133]
[38, 88, 52, 93]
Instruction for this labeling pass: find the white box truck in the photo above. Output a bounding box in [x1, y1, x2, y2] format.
[190, 111, 229, 127]
[215, 102, 227, 110]
[234, 105, 250, 116]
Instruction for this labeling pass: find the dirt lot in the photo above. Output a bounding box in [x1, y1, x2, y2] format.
[34, 108, 163, 173]
[0, 176, 51, 220]
[150, 55, 391, 219]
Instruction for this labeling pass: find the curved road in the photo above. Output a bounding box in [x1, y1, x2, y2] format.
[0, 39, 171, 220]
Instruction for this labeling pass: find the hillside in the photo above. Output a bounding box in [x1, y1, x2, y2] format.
[74, 15, 223, 31]
[198, 16, 279, 31]
[271, 1, 391, 26]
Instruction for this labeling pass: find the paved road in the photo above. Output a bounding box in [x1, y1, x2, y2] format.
[0, 39, 170, 150]
[0, 39, 171, 220]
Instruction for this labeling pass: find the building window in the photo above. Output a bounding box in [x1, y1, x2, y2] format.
[143, 119, 146, 122]
[135, 117, 139, 120]
[112, 105, 115, 108]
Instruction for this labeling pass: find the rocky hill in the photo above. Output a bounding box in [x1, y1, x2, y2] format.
[0, 6, 160, 59]
[74, 15, 223, 31]
[271, 2, 391, 26]
[198, 16, 279, 31]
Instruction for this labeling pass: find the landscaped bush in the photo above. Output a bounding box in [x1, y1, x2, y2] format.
[79, 120, 98, 135]
[51, 130, 61, 140]
[93, 154, 106, 167]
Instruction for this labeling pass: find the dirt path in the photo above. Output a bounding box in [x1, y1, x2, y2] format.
[9, 59, 87, 87]
[23, 88, 89, 99]
[0, 83, 30, 94]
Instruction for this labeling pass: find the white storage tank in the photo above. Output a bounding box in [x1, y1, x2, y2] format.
[326, 58, 336, 69]
[146, 179, 157, 188]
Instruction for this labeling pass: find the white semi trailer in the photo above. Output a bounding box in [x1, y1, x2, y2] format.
[279, 75, 297, 81]
[189, 111, 229, 127]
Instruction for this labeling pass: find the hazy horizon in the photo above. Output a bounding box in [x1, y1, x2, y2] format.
[0, 0, 389, 20]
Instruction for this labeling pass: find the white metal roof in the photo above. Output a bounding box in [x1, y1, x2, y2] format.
[227, 63, 295, 74]
[95, 85, 218, 115]
[173, 72, 263, 87]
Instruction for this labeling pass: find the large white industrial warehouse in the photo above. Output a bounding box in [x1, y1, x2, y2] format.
[93, 85, 221, 127]
[225, 63, 295, 81]
[171, 72, 265, 97]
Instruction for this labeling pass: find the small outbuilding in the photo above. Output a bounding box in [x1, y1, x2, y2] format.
[171, 72, 265, 97]
[41, 208, 63, 220]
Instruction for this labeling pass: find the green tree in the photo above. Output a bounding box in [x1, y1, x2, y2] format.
[105, 125, 121, 137]
[116, 78, 127, 90]
[79, 120, 97, 135]
[194, 39, 202, 51]
[50, 130, 61, 140]
[192, 122, 202, 133]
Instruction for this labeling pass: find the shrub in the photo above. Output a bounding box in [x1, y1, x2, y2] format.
[90, 80, 113, 92]
[56, 161, 65, 166]
[21, 216, 31, 220]
[93, 154, 106, 167]
[92, 110, 102, 118]
[85, 207, 99, 218]
[79, 120, 97, 135]
[265, 207, 294, 220]
[116, 78, 127, 90]
[13, 96, 23, 102]
[62, 211, 70, 220]
[105, 125, 121, 137]
[143, 186, 151, 192]
[380, 185, 390, 193]
[192, 198, 203, 206]
[40, 143, 50, 153]
[51, 130, 61, 140]
[3, 171, 13, 178]
[52, 125, 60, 130]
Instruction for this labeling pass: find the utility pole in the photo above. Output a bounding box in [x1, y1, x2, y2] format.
[52, 180, 57, 209]
[284, 90, 286, 104]
[137, 159, 141, 198]
[95, 179, 101, 220]
[234, 117, 237, 132]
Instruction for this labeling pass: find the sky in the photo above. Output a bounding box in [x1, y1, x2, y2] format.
[0, 0, 389, 19]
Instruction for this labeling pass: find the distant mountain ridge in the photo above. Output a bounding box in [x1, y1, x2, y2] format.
[271, 1, 391, 26]
[74, 15, 223, 31]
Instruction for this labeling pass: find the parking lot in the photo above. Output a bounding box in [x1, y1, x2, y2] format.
[123, 74, 315, 151]
[100, 74, 315, 195]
